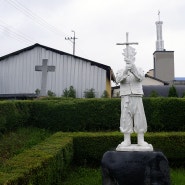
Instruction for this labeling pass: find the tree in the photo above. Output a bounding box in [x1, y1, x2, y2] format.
[168, 85, 178, 97]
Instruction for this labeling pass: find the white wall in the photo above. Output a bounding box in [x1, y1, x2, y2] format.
[0, 46, 107, 98]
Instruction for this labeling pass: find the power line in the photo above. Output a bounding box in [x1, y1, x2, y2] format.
[0, 18, 36, 43]
[6, 0, 67, 37]
[0, 26, 31, 44]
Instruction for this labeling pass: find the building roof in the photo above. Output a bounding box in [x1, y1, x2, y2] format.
[0, 43, 116, 81]
[145, 74, 169, 85]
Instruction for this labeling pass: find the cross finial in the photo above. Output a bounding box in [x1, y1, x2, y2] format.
[116, 32, 138, 59]
[116, 32, 138, 46]
[158, 10, 160, 21]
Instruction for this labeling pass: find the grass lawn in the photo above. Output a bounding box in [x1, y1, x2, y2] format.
[62, 166, 185, 185]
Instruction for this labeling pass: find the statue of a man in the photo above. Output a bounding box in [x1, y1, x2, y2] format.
[116, 46, 149, 147]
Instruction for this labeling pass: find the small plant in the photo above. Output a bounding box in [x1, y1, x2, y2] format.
[101, 90, 109, 98]
[84, 88, 96, 98]
[182, 92, 185, 98]
[168, 85, 178, 97]
[149, 90, 159, 97]
[62, 86, 76, 98]
[35, 89, 40, 96]
[47, 90, 56, 97]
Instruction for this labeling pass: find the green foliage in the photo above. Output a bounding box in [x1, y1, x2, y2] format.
[182, 92, 185, 98]
[149, 90, 159, 97]
[0, 132, 73, 185]
[62, 167, 101, 185]
[47, 90, 56, 97]
[62, 86, 76, 98]
[0, 131, 184, 183]
[168, 85, 178, 97]
[84, 88, 96, 98]
[35, 89, 40, 96]
[1, 98, 185, 133]
[71, 132, 185, 167]
[0, 101, 31, 134]
[170, 168, 185, 185]
[0, 127, 51, 167]
[101, 90, 109, 98]
[62, 167, 185, 185]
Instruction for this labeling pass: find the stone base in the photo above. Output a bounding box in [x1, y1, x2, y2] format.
[116, 144, 153, 151]
[101, 151, 170, 185]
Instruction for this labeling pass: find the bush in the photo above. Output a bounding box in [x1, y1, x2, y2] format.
[0, 132, 184, 183]
[149, 90, 159, 97]
[0, 133, 73, 185]
[47, 90, 56, 97]
[0, 98, 185, 133]
[168, 85, 178, 97]
[101, 90, 109, 98]
[68, 132, 185, 167]
[62, 86, 76, 98]
[84, 88, 96, 98]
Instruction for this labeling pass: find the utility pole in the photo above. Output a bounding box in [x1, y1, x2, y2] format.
[65, 30, 77, 55]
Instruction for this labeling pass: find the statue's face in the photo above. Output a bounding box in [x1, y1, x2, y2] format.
[123, 46, 136, 64]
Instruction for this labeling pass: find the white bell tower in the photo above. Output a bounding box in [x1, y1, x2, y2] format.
[155, 11, 164, 51]
[153, 11, 174, 83]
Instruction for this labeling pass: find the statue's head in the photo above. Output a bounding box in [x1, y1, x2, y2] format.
[123, 46, 136, 64]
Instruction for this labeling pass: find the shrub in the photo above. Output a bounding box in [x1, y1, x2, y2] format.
[84, 88, 96, 98]
[149, 90, 159, 97]
[0, 133, 73, 185]
[62, 86, 76, 98]
[47, 90, 56, 97]
[101, 90, 109, 98]
[168, 85, 178, 97]
[0, 98, 185, 133]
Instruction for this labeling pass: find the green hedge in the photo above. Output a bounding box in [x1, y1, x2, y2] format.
[0, 98, 185, 133]
[71, 132, 185, 167]
[0, 133, 73, 185]
[0, 132, 184, 184]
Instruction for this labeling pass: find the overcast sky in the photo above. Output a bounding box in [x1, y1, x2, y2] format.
[0, 0, 185, 81]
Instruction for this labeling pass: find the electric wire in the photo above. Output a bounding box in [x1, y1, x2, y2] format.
[0, 26, 33, 45]
[6, 0, 66, 37]
[0, 19, 36, 43]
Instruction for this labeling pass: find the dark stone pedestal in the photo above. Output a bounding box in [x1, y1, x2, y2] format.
[101, 151, 170, 185]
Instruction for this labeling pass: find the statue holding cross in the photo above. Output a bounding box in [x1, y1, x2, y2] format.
[116, 32, 153, 151]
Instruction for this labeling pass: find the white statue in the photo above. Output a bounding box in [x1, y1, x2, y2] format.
[116, 33, 153, 151]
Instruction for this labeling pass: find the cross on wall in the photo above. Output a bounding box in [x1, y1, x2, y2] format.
[35, 59, 55, 96]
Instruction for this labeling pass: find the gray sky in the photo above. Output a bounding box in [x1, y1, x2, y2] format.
[0, 0, 185, 81]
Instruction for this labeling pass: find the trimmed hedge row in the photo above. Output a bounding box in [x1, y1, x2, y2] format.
[71, 132, 185, 167]
[0, 98, 185, 132]
[0, 133, 73, 185]
[0, 132, 184, 184]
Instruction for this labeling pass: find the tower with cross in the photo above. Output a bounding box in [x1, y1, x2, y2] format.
[155, 11, 164, 51]
[153, 11, 174, 83]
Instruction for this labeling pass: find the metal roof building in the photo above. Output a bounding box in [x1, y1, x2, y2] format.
[0, 43, 115, 98]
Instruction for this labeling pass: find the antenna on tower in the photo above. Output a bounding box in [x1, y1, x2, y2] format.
[65, 30, 78, 55]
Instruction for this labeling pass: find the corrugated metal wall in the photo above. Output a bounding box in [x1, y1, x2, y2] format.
[0, 46, 107, 98]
